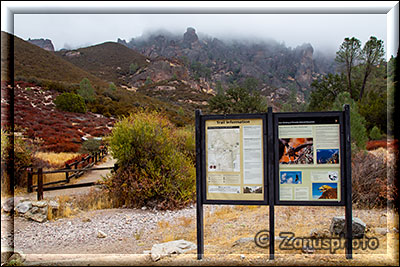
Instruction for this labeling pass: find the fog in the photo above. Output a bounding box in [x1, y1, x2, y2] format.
[12, 13, 389, 58]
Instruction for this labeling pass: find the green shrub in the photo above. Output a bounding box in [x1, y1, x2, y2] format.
[105, 110, 195, 210]
[129, 63, 139, 74]
[1, 128, 8, 161]
[78, 78, 95, 103]
[79, 138, 102, 155]
[369, 126, 382, 140]
[54, 92, 86, 113]
[1, 129, 33, 187]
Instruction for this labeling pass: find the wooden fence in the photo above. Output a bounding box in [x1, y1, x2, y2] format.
[27, 147, 116, 200]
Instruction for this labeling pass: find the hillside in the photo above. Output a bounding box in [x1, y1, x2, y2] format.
[118, 27, 337, 103]
[53, 41, 214, 118]
[55, 42, 149, 86]
[1, 32, 210, 126]
[1, 31, 108, 89]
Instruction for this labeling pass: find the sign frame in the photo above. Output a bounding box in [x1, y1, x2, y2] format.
[195, 105, 352, 260]
[199, 112, 269, 205]
[273, 111, 346, 206]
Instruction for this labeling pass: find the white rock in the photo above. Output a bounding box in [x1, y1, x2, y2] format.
[375, 228, 388, 235]
[32, 201, 48, 208]
[15, 201, 32, 214]
[97, 230, 107, 238]
[150, 239, 196, 261]
[48, 200, 59, 210]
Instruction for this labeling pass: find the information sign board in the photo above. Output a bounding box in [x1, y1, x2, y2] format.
[200, 114, 268, 204]
[274, 114, 345, 205]
[195, 107, 353, 260]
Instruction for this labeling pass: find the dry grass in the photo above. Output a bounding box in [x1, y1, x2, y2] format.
[156, 205, 399, 263]
[35, 152, 81, 167]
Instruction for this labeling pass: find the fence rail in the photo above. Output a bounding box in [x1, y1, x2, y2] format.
[27, 147, 115, 200]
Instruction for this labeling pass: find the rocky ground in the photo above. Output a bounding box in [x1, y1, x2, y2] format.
[1, 204, 398, 266]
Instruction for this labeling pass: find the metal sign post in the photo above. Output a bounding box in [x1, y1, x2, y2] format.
[195, 110, 204, 260]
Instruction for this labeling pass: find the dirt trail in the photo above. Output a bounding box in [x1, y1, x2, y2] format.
[19, 155, 117, 200]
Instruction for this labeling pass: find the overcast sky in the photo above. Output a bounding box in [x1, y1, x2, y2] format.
[4, 2, 398, 60]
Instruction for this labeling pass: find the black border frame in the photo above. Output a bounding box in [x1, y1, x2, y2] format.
[200, 112, 269, 205]
[273, 111, 346, 206]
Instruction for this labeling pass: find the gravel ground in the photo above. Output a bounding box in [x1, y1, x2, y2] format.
[3, 208, 190, 254]
[2, 205, 222, 255]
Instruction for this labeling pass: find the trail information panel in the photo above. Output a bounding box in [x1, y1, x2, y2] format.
[276, 116, 343, 203]
[196, 107, 353, 260]
[205, 118, 265, 201]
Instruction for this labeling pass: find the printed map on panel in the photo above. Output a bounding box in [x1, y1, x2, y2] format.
[207, 128, 240, 172]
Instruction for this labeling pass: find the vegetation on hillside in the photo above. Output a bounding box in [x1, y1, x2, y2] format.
[54, 92, 87, 113]
[55, 42, 149, 86]
[308, 36, 394, 138]
[208, 85, 268, 114]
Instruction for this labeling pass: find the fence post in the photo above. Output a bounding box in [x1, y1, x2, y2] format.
[37, 168, 43, 200]
[65, 164, 70, 183]
[27, 168, 33, 193]
[95, 152, 98, 164]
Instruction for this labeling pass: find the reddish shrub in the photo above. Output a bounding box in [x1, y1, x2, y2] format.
[366, 139, 398, 151]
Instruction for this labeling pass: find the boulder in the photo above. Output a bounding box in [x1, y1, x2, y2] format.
[150, 239, 196, 261]
[329, 216, 366, 238]
[1, 197, 29, 213]
[15, 201, 32, 214]
[1, 198, 14, 213]
[32, 200, 48, 208]
[24, 206, 48, 223]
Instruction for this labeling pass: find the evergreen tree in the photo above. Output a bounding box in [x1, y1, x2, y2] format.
[332, 92, 368, 151]
[78, 78, 95, 103]
[208, 85, 267, 114]
[335, 37, 361, 98]
[359, 36, 385, 100]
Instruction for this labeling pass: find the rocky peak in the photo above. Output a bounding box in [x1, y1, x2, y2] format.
[27, 38, 55, 51]
[183, 27, 198, 45]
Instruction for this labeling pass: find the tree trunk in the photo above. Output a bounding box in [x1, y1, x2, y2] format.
[359, 65, 371, 101]
[347, 69, 352, 97]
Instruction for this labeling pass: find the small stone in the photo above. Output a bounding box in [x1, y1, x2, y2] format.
[150, 239, 196, 261]
[48, 200, 59, 210]
[15, 201, 32, 214]
[25, 212, 47, 223]
[141, 206, 147, 210]
[82, 217, 91, 222]
[375, 228, 388, 235]
[240, 254, 246, 259]
[97, 230, 107, 238]
[32, 201, 48, 208]
[232, 237, 254, 247]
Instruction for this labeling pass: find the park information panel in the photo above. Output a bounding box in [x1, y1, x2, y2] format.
[195, 107, 352, 260]
[205, 118, 264, 201]
[274, 114, 346, 205]
[278, 121, 341, 202]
